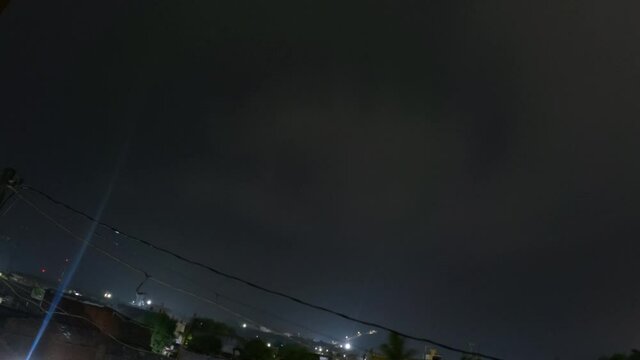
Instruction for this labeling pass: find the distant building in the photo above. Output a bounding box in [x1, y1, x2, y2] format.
[43, 289, 153, 350]
[175, 320, 187, 344]
[426, 349, 442, 360]
[0, 296, 162, 359]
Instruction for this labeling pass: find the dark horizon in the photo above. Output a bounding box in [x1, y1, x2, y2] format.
[2, 1, 640, 359]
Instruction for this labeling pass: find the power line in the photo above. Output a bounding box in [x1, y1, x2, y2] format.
[17, 184, 503, 360]
[89, 229, 363, 351]
[0, 192, 17, 218]
[9, 189, 364, 356]
[92, 226, 326, 339]
[11, 187, 348, 352]
[12, 190, 307, 342]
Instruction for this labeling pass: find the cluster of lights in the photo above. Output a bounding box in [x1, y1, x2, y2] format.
[336, 329, 375, 352]
[103, 292, 112, 299]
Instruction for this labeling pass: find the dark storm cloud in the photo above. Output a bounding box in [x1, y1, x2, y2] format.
[2, 1, 640, 359]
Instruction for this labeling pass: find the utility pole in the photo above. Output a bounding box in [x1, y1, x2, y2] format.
[0, 168, 19, 210]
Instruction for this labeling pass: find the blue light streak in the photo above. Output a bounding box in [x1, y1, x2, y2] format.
[25, 208, 105, 360]
[25, 136, 131, 360]
[26, 197, 111, 360]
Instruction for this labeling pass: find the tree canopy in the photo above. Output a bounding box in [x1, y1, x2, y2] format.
[184, 317, 236, 355]
[380, 333, 416, 360]
[278, 344, 318, 360]
[141, 311, 176, 354]
[599, 351, 640, 360]
[240, 339, 274, 360]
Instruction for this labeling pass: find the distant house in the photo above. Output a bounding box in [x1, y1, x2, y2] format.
[0, 303, 163, 360]
[43, 289, 153, 350]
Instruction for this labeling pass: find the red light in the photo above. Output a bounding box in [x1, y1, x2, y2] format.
[41, 268, 46, 273]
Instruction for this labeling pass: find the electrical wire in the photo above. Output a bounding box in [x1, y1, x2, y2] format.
[17, 184, 502, 360]
[94, 227, 359, 347]
[12, 190, 304, 343]
[0, 191, 17, 218]
[0, 188, 15, 211]
[90, 229, 361, 352]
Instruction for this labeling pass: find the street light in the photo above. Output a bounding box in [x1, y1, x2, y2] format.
[344, 343, 351, 350]
[146, 299, 152, 305]
[103, 292, 112, 299]
[242, 323, 247, 328]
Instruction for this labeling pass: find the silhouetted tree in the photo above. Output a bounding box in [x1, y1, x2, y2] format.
[241, 339, 274, 360]
[278, 344, 318, 360]
[185, 317, 236, 355]
[142, 311, 176, 354]
[380, 333, 415, 360]
[599, 350, 640, 360]
[460, 354, 480, 360]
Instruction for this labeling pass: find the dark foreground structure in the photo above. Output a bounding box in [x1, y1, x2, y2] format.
[0, 300, 163, 360]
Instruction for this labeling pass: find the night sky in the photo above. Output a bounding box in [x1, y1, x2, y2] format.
[1, 1, 640, 359]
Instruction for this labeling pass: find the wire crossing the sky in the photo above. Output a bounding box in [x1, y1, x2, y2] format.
[10, 188, 366, 352]
[17, 184, 504, 360]
[11, 190, 286, 337]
